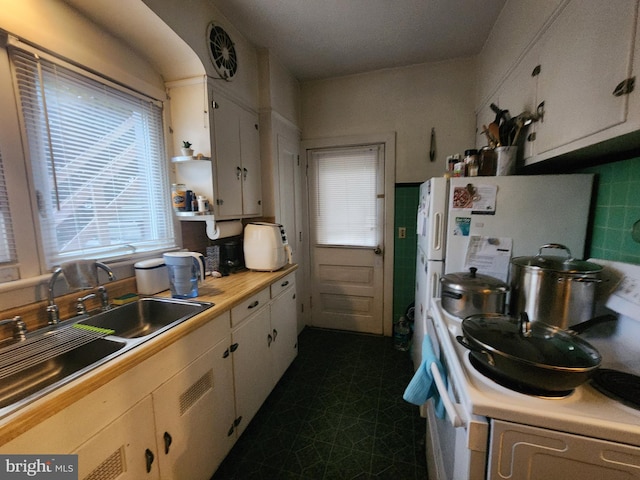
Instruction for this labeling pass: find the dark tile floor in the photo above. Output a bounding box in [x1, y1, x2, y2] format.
[211, 327, 427, 479]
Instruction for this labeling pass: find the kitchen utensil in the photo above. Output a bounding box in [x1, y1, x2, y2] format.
[163, 252, 205, 298]
[510, 244, 603, 329]
[456, 312, 603, 392]
[440, 267, 509, 318]
[488, 122, 501, 147]
[429, 127, 436, 162]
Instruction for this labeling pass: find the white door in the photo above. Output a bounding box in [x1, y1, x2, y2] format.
[308, 144, 385, 334]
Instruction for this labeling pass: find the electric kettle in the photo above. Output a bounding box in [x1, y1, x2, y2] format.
[163, 252, 205, 298]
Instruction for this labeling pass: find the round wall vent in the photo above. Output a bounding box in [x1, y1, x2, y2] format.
[207, 23, 238, 81]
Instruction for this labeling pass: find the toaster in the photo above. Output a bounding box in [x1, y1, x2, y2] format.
[243, 222, 292, 271]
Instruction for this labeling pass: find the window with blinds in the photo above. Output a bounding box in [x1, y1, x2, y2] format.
[0, 149, 17, 266]
[10, 47, 175, 267]
[311, 146, 382, 247]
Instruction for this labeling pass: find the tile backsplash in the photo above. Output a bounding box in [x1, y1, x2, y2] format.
[580, 156, 640, 263]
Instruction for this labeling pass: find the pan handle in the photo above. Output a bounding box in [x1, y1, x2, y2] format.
[441, 290, 463, 300]
[538, 243, 572, 259]
[456, 335, 496, 366]
[569, 314, 617, 335]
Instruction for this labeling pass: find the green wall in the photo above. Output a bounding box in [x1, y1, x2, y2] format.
[580, 156, 640, 263]
[393, 184, 420, 322]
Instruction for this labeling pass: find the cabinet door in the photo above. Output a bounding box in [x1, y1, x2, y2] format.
[74, 396, 159, 480]
[152, 336, 236, 480]
[231, 306, 272, 436]
[270, 284, 298, 384]
[240, 108, 262, 217]
[534, 0, 638, 155]
[498, 43, 541, 160]
[212, 95, 243, 218]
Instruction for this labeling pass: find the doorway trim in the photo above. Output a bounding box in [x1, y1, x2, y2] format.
[301, 132, 396, 336]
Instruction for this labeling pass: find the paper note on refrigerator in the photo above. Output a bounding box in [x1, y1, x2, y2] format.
[463, 236, 512, 282]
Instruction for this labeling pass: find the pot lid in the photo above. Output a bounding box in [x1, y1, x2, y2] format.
[440, 267, 509, 293]
[511, 244, 603, 274]
[461, 313, 601, 369]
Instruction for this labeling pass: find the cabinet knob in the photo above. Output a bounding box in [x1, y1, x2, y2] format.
[145, 449, 155, 473]
[230, 342, 239, 353]
[163, 432, 172, 455]
[613, 77, 635, 97]
[248, 300, 260, 309]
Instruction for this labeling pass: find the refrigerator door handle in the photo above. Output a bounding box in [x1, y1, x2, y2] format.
[433, 212, 443, 251]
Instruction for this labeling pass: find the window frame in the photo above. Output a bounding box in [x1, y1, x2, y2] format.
[0, 36, 178, 284]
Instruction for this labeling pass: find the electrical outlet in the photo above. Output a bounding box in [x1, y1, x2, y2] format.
[398, 227, 406, 239]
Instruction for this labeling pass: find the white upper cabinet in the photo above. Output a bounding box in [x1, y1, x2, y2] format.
[478, 0, 640, 166]
[166, 77, 262, 220]
[211, 88, 262, 219]
[532, 0, 638, 158]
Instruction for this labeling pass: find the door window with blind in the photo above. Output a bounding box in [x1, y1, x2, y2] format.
[311, 145, 383, 247]
[9, 46, 175, 269]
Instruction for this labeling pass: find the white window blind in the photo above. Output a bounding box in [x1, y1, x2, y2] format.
[0, 148, 17, 266]
[311, 146, 381, 247]
[10, 47, 175, 267]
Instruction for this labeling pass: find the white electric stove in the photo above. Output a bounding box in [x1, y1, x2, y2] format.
[424, 259, 640, 480]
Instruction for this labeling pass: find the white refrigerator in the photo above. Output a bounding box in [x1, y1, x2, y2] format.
[412, 174, 594, 370]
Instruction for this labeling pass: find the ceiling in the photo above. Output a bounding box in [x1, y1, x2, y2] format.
[212, 0, 506, 81]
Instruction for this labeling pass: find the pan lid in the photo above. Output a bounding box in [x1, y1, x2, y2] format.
[461, 313, 601, 370]
[511, 244, 603, 274]
[440, 267, 509, 293]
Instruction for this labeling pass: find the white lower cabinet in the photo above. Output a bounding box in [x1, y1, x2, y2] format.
[270, 282, 298, 385]
[230, 275, 298, 436]
[152, 335, 235, 480]
[74, 396, 159, 479]
[2, 275, 298, 479]
[73, 323, 236, 480]
[231, 305, 273, 436]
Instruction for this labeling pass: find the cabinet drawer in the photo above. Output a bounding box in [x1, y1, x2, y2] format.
[271, 272, 295, 299]
[231, 288, 270, 327]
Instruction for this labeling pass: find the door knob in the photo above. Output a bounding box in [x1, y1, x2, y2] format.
[374, 246, 382, 255]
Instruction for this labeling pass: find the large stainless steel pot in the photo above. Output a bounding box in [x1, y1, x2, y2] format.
[456, 313, 603, 393]
[510, 244, 603, 329]
[440, 267, 509, 318]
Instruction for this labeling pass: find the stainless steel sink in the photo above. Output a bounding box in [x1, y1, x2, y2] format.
[77, 297, 213, 339]
[0, 338, 126, 409]
[0, 297, 213, 418]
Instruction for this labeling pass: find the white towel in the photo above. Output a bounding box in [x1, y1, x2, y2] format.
[61, 260, 99, 290]
[403, 335, 446, 419]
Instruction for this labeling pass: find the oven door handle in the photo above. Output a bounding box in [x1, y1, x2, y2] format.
[430, 362, 464, 428]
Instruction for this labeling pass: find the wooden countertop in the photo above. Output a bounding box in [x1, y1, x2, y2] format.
[0, 264, 298, 446]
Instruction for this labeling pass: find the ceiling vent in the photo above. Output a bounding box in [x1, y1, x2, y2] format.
[207, 23, 237, 81]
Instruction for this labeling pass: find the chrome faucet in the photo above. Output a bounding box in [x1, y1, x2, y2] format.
[47, 267, 63, 325]
[76, 293, 97, 315]
[47, 262, 116, 324]
[0, 316, 28, 341]
[95, 263, 115, 311]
